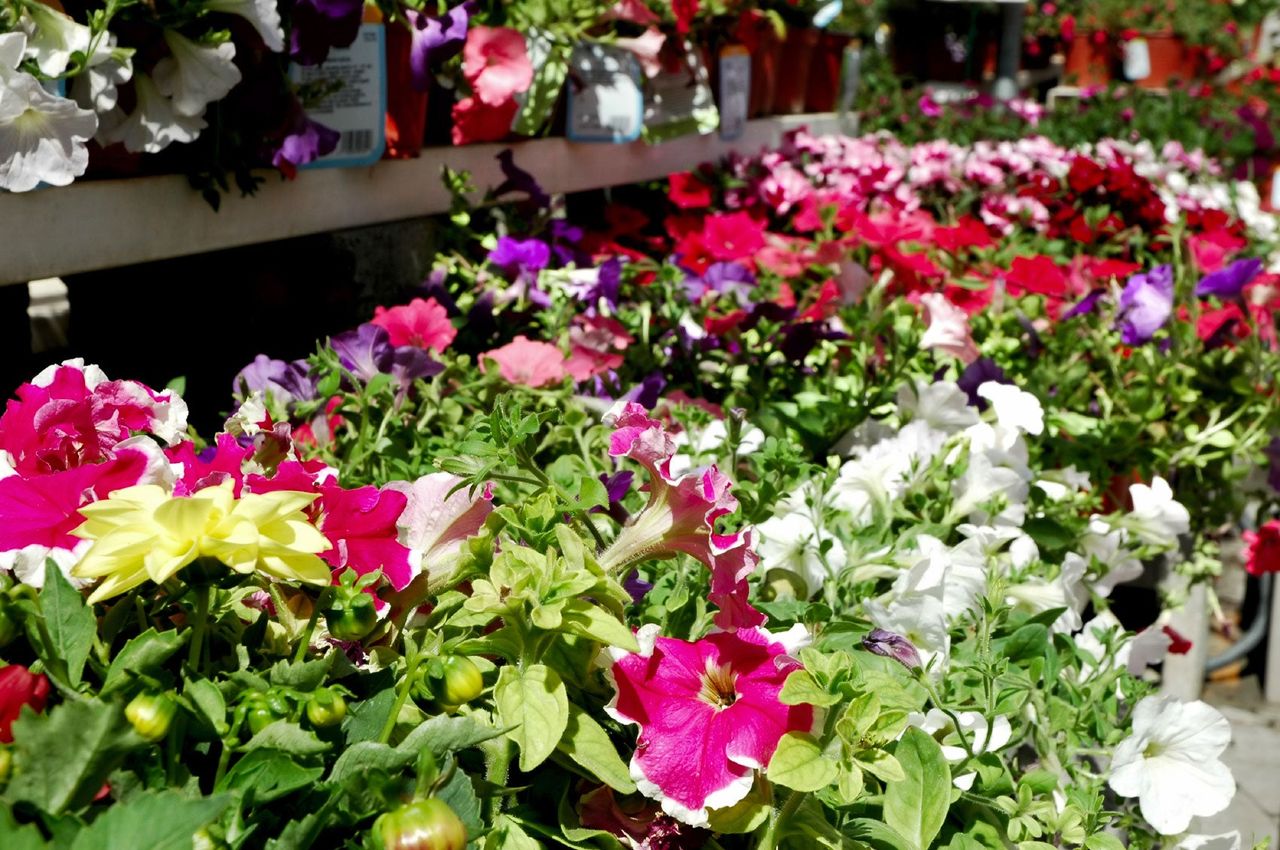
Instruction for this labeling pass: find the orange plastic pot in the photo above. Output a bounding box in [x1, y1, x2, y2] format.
[805, 31, 852, 113]
[1063, 34, 1113, 87]
[1133, 34, 1192, 89]
[383, 22, 429, 158]
[747, 20, 781, 117]
[772, 27, 820, 114]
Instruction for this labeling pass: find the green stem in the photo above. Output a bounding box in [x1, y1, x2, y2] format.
[378, 651, 423, 744]
[188, 586, 210, 673]
[293, 586, 333, 664]
[915, 674, 976, 759]
[757, 790, 806, 850]
[482, 736, 514, 822]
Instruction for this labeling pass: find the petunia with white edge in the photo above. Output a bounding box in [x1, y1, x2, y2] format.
[1108, 695, 1235, 834]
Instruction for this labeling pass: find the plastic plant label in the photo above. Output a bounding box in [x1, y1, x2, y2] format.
[718, 46, 750, 142]
[1272, 164, 1280, 211]
[512, 29, 567, 137]
[566, 43, 644, 143]
[838, 44, 863, 116]
[1123, 39, 1151, 81]
[292, 22, 387, 168]
[642, 41, 718, 144]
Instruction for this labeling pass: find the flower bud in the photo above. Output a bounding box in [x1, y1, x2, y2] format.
[305, 688, 347, 728]
[374, 798, 467, 850]
[862, 629, 923, 671]
[324, 589, 378, 642]
[436, 656, 484, 709]
[126, 692, 178, 742]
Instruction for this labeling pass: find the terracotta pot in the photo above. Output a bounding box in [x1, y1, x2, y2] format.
[746, 20, 781, 117]
[1131, 33, 1192, 89]
[1063, 34, 1114, 87]
[804, 31, 852, 113]
[772, 26, 819, 114]
[383, 23, 429, 158]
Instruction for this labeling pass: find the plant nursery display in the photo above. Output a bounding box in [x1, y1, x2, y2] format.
[0, 116, 1278, 850]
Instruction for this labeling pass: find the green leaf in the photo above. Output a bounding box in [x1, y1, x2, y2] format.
[268, 655, 334, 692]
[242, 721, 330, 756]
[999, 624, 1049, 663]
[396, 713, 505, 757]
[705, 780, 772, 833]
[69, 790, 229, 850]
[484, 814, 543, 850]
[0, 806, 50, 850]
[184, 677, 228, 736]
[216, 749, 323, 803]
[8, 698, 139, 814]
[39, 563, 95, 688]
[856, 748, 905, 783]
[778, 670, 841, 707]
[884, 728, 952, 850]
[843, 818, 916, 850]
[102, 628, 187, 695]
[558, 704, 635, 793]
[557, 601, 638, 652]
[341, 686, 397, 745]
[328, 741, 414, 784]
[436, 765, 483, 840]
[1084, 835, 1126, 850]
[766, 732, 838, 792]
[494, 664, 568, 772]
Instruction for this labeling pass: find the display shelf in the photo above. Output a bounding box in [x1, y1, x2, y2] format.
[0, 113, 849, 287]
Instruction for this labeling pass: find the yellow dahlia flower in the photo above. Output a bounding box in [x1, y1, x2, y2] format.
[72, 482, 330, 603]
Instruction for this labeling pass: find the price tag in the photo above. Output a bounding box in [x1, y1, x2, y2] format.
[1271, 164, 1280, 211]
[718, 46, 750, 142]
[838, 43, 863, 116]
[566, 43, 644, 143]
[1123, 39, 1151, 81]
[292, 22, 387, 168]
[642, 40, 718, 143]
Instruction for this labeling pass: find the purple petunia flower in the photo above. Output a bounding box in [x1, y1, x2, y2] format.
[408, 1, 474, 91]
[488, 236, 552, 278]
[862, 628, 922, 671]
[234, 355, 317, 405]
[289, 0, 364, 65]
[1117, 264, 1174, 345]
[1065, 289, 1105, 318]
[330, 323, 442, 392]
[622, 569, 654, 604]
[493, 148, 549, 208]
[1194, 257, 1263, 300]
[271, 104, 340, 171]
[958, 358, 1008, 408]
[620, 372, 667, 410]
[390, 345, 444, 389]
[685, 261, 756, 305]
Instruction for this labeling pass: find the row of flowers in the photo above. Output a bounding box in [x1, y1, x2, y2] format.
[1, 125, 1278, 848]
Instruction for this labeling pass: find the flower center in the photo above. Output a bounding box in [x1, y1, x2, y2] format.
[1142, 740, 1165, 759]
[698, 659, 738, 709]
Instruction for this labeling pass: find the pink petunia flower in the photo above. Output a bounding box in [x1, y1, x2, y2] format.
[701, 211, 766, 262]
[386, 472, 492, 583]
[451, 96, 518, 145]
[607, 625, 814, 826]
[462, 26, 533, 107]
[565, 316, 633, 381]
[371, 297, 457, 352]
[919, 293, 980, 364]
[599, 403, 763, 630]
[1244, 520, 1280, 576]
[479, 335, 568, 388]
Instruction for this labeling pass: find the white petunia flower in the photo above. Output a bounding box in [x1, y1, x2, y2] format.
[20, 3, 92, 77]
[152, 30, 240, 117]
[893, 535, 987, 619]
[1109, 695, 1235, 834]
[1178, 832, 1241, 850]
[1081, 518, 1144, 596]
[100, 73, 205, 153]
[1006, 554, 1085, 632]
[896, 379, 978, 434]
[205, 0, 285, 52]
[756, 509, 846, 595]
[905, 708, 1012, 789]
[1121, 476, 1190, 548]
[865, 593, 950, 673]
[0, 33, 96, 192]
[918, 293, 979, 364]
[977, 381, 1044, 436]
[70, 32, 133, 114]
[667, 418, 764, 478]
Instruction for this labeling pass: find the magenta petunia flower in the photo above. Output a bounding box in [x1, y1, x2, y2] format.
[479, 335, 568, 388]
[316, 483, 414, 590]
[461, 26, 533, 107]
[607, 625, 815, 826]
[599, 403, 763, 630]
[371, 297, 457, 353]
